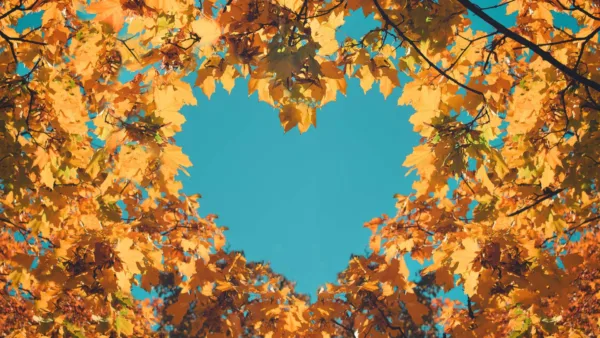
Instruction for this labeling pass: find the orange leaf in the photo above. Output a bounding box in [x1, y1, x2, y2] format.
[87, 0, 126, 32]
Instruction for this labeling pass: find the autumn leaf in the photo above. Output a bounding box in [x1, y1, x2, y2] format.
[39, 165, 55, 189]
[191, 17, 222, 47]
[279, 103, 316, 133]
[115, 313, 134, 336]
[116, 238, 144, 275]
[87, 0, 126, 32]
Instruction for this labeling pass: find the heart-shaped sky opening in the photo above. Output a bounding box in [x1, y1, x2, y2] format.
[176, 74, 419, 298]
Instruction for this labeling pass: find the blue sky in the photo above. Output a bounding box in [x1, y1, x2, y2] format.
[177, 72, 418, 297]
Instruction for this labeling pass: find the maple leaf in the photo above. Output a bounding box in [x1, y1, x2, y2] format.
[191, 17, 222, 47]
[116, 238, 145, 275]
[279, 104, 316, 134]
[39, 165, 55, 189]
[87, 0, 126, 33]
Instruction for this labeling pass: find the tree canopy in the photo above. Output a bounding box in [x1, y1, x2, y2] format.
[1, 0, 600, 336]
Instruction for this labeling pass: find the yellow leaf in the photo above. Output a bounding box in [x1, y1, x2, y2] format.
[221, 65, 239, 93]
[279, 104, 316, 133]
[379, 75, 394, 99]
[216, 280, 234, 292]
[357, 66, 374, 93]
[369, 234, 381, 253]
[42, 3, 64, 26]
[213, 232, 226, 251]
[540, 164, 554, 189]
[198, 74, 216, 99]
[198, 244, 210, 264]
[490, 149, 510, 179]
[40, 165, 54, 189]
[201, 281, 215, 297]
[476, 165, 495, 193]
[398, 255, 410, 280]
[86, 149, 106, 179]
[452, 237, 479, 275]
[381, 282, 394, 297]
[116, 238, 144, 275]
[463, 270, 480, 296]
[403, 144, 436, 180]
[191, 17, 222, 47]
[360, 281, 379, 292]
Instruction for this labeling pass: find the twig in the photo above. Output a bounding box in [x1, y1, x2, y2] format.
[507, 188, 564, 217]
[371, 0, 485, 98]
[457, 0, 600, 92]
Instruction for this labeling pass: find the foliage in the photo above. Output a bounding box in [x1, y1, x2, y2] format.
[1, 0, 600, 336]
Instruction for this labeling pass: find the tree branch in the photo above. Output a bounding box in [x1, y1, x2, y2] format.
[554, 0, 600, 21]
[329, 319, 355, 336]
[507, 188, 565, 217]
[467, 296, 475, 319]
[0, 216, 56, 247]
[456, 0, 600, 92]
[374, 303, 407, 337]
[0, 0, 42, 21]
[371, 0, 485, 98]
[480, 0, 515, 10]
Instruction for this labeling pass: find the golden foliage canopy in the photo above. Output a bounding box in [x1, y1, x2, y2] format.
[1, 0, 600, 336]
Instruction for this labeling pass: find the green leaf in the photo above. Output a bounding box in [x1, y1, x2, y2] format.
[115, 314, 134, 336]
[114, 291, 134, 308]
[67, 79, 76, 89]
[64, 321, 86, 338]
[509, 316, 532, 338]
[86, 149, 106, 178]
[59, 166, 71, 179]
[154, 133, 163, 144]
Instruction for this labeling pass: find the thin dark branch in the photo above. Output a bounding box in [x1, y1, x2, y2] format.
[0, 216, 57, 247]
[457, 0, 600, 92]
[467, 297, 475, 319]
[479, 0, 515, 10]
[567, 215, 600, 233]
[554, 0, 600, 21]
[329, 319, 355, 336]
[440, 30, 498, 76]
[0, 29, 45, 66]
[573, 26, 600, 72]
[399, 225, 435, 236]
[513, 26, 599, 50]
[0, 0, 42, 21]
[372, 0, 485, 98]
[306, 0, 346, 20]
[507, 189, 565, 217]
[0, 30, 19, 65]
[374, 303, 407, 337]
[117, 38, 141, 64]
[460, 172, 476, 195]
